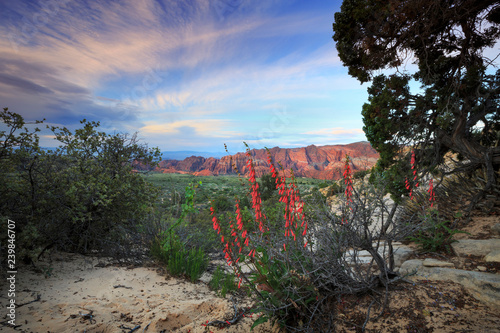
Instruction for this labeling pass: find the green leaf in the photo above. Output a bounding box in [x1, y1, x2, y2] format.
[250, 315, 269, 331]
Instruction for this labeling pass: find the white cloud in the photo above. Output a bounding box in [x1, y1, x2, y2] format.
[0, 0, 367, 152]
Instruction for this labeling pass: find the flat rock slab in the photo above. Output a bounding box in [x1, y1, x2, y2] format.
[346, 244, 414, 267]
[451, 239, 500, 257]
[400, 259, 500, 310]
[485, 250, 500, 263]
[422, 258, 455, 267]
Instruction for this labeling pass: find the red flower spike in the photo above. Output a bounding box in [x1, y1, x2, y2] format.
[343, 154, 353, 221]
[428, 178, 435, 207]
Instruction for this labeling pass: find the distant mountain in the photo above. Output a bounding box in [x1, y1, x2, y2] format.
[148, 142, 379, 180]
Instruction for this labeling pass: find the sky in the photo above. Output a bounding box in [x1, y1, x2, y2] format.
[0, 0, 371, 156]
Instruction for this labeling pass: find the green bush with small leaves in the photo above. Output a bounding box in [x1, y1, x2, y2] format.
[409, 211, 468, 253]
[209, 265, 238, 298]
[150, 182, 209, 282]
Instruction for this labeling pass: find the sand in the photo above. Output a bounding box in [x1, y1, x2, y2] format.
[0, 252, 276, 333]
[2, 217, 500, 333]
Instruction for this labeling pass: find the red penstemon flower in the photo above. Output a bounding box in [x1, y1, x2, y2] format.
[428, 178, 435, 208]
[211, 145, 310, 292]
[406, 150, 420, 200]
[247, 150, 267, 233]
[342, 154, 353, 224]
[343, 155, 353, 203]
[265, 150, 307, 250]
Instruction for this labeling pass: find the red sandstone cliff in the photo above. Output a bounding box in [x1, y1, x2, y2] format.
[154, 142, 379, 180]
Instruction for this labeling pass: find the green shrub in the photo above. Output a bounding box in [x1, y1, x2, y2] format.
[150, 182, 209, 282]
[151, 231, 208, 282]
[167, 242, 208, 282]
[212, 195, 233, 212]
[353, 169, 369, 179]
[409, 211, 468, 253]
[0, 109, 161, 261]
[185, 247, 209, 282]
[209, 265, 238, 297]
[317, 181, 329, 189]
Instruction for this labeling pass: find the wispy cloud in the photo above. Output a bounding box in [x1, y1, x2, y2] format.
[141, 119, 239, 137]
[300, 127, 367, 145]
[0, 0, 366, 152]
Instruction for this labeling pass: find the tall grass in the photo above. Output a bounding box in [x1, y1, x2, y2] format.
[209, 265, 238, 297]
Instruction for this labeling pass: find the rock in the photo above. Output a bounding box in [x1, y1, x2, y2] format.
[399, 259, 424, 275]
[422, 258, 455, 268]
[492, 223, 500, 236]
[393, 247, 414, 267]
[451, 239, 500, 257]
[346, 244, 414, 266]
[153, 142, 379, 180]
[477, 266, 487, 272]
[399, 260, 500, 310]
[485, 250, 500, 263]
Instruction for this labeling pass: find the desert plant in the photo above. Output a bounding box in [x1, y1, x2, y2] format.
[165, 242, 208, 282]
[209, 146, 438, 332]
[185, 247, 209, 282]
[150, 182, 209, 282]
[409, 211, 468, 253]
[0, 109, 161, 262]
[210, 145, 316, 330]
[209, 265, 238, 298]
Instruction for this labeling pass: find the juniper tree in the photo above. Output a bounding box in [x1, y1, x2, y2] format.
[333, 0, 500, 201]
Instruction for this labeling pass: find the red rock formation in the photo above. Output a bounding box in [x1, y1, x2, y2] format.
[152, 142, 379, 180]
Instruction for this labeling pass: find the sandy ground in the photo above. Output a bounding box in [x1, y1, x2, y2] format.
[0, 253, 277, 333]
[2, 251, 499, 333]
[1, 216, 499, 333]
[334, 278, 500, 333]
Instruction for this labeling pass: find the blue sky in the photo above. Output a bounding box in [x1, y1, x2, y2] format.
[0, 0, 370, 154]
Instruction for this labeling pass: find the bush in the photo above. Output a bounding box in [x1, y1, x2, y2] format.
[212, 195, 233, 213]
[353, 169, 369, 179]
[0, 109, 160, 261]
[317, 181, 329, 189]
[152, 234, 208, 282]
[209, 148, 437, 332]
[209, 265, 238, 298]
[408, 211, 468, 253]
[167, 240, 208, 282]
[150, 182, 209, 282]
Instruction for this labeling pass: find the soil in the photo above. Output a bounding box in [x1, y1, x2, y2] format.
[453, 215, 500, 240]
[334, 279, 500, 332]
[0, 253, 276, 333]
[1, 215, 499, 333]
